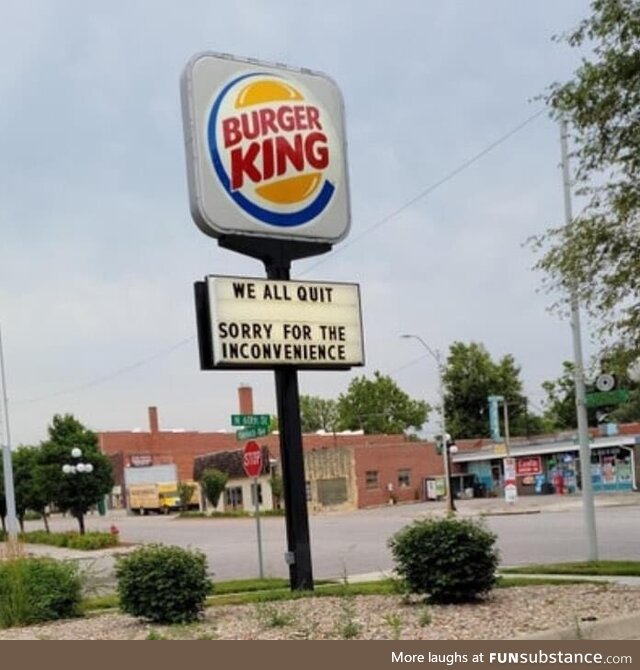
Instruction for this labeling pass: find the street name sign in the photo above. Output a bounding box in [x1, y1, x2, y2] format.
[585, 389, 630, 408]
[236, 426, 270, 440]
[231, 414, 271, 427]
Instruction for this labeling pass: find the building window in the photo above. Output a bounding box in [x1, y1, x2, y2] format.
[398, 469, 411, 488]
[365, 470, 379, 489]
[250, 483, 263, 506]
[305, 480, 312, 501]
[225, 486, 243, 510]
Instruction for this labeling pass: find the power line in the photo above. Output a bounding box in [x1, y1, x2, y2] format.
[303, 108, 545, 274]
[16, 336, 194, 404]
[16, 108, 544, 404]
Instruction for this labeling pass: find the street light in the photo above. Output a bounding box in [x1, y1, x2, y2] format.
[61, 448, 94, 534]
[61, 449, 94, 476]
[400, 334, 455, 513]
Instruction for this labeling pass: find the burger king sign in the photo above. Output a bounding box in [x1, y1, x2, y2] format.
[181, 53, 351, 243]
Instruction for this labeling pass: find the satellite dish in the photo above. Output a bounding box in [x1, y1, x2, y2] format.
[595, 373, 616, 392]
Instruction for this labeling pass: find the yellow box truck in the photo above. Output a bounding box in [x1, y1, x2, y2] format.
[128, 481, 200, 515]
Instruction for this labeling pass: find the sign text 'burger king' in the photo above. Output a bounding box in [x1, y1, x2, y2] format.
[181, 53, 350, 242]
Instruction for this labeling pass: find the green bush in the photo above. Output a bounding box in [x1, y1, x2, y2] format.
[116, 544, 212, 624]
[0, 557, 83, 628]
[388, 517, 499, 603]
[66, 532, 118, 550]
[19, 530, 118, 550]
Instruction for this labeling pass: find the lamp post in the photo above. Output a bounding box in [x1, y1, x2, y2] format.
[61, 448, 94, 534]
[400, 334, 455, 513]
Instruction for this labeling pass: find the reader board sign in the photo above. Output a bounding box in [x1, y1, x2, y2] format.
[195, 275, 364, 370]
[181, 52, 351, 243]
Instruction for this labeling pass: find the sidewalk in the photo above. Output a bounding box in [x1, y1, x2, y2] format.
[449, 490, 640, 517]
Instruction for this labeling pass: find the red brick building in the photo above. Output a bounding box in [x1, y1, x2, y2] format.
[98, 389, 446, 511]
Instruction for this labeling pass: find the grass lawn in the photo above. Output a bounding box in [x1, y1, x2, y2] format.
[501, 560, 640, 576]
[82, 574, 594, 613]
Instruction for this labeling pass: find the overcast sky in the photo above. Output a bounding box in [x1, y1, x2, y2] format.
[1, 0, 597, 446]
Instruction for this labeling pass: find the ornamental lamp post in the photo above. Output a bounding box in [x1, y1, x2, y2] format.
[61, 448, 94, 534]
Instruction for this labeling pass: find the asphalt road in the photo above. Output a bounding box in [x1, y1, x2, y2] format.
[23, 497, 640, 583]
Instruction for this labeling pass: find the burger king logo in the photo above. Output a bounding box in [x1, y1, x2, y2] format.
[207, 73, 340, 228]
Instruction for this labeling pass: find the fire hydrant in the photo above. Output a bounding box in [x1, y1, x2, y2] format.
[110, 524, 119, 538]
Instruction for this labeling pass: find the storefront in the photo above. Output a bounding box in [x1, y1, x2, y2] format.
[453, 435, 638, 496]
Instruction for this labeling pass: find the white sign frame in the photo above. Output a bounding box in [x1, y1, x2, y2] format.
[181, 52, 351, 244]
[196, 275, 365, 370]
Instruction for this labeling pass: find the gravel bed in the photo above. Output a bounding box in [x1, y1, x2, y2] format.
[0, 584, 639, 640]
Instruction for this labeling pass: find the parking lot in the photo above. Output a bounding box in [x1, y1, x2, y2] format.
[16, 493, 640, 586]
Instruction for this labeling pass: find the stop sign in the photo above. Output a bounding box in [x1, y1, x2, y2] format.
[243, 440, 262, 478]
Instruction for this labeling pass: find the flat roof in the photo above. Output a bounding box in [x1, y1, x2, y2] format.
[452, 433, 638, 463]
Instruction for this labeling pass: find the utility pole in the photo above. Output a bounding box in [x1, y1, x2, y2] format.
[560, 117, 598, 561]
[0, 324, 19, 544]
[502, 400, 511, 456]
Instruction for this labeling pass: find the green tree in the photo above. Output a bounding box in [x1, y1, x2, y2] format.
[299, 395, 339, 433]
[12, 447, 51, 533]
[177, 481, 196, 511]
[270, 472, 283, 509]
[336, 371, 429, 434]
[535, 0, 640, 357]
[199, 468, 228, 510]
[443, 342, 543, 439]
[35, 414, 113, 534]
[541, 362, 580, 430]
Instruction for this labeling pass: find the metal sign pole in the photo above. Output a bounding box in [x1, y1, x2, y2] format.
[265, 252, 314, 592]
[254, 476, 264, 579]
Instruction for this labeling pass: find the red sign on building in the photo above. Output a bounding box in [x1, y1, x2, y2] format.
[243, 440, 262, 478]
[516, 456, 542, 476]
[129, 454, 153, 468]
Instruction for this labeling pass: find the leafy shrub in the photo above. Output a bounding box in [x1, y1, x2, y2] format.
[66, 532, 118, 550]
[388, 517, 499, 603]
[116, 544, 212, 624]
[0, 557, 82, 628]
[19, 530, 118, 550]
[21, 530, 67, 547]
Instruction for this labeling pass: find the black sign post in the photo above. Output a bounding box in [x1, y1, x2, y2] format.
[263, 245, 316, 592]
[196, 236, 332, 591]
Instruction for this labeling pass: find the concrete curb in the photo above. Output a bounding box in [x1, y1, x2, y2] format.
[518, 612, 640, 640]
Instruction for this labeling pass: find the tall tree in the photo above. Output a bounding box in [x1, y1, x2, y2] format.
[336, 371, 429, 435]
[200, 468, 228, 510]
[534, 0, 640, 357]
[12, 446, 51, 533]
[35, 414, 113, 534]
[541, 362, 581, 430]
[299, 395, 339, 433]
[442, 342, 541, 439]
